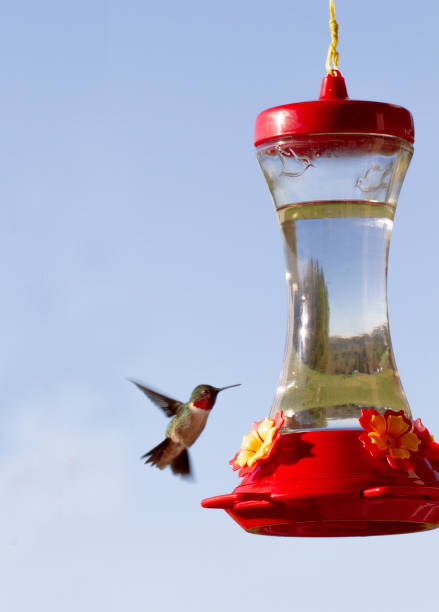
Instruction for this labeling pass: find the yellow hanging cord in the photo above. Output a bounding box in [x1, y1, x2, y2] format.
[325, 0, 339, 74]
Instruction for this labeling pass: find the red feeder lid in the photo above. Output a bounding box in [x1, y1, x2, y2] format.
[254, 71, 414, 146]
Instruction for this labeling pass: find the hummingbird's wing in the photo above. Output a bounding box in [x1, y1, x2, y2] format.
[129, 380, 183, 417]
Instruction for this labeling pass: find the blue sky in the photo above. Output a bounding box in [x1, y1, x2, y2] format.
[1, 1, 439, 610]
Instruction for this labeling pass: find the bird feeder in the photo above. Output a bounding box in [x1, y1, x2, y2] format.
[201, 5, 439, 536]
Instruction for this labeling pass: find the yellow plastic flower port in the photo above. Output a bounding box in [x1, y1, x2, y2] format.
[230, 412, 284, 477]
[359, 409, 421, 471]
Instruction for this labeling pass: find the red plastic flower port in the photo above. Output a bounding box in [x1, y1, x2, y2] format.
[413, 418, 439, 471]
[359, 409, 421, 471]
[230, 411, 284, 477]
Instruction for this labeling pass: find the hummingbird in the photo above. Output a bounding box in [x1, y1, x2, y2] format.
[130, 381, 241, 478]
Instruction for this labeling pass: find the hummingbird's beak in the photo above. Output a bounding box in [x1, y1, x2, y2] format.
[217, 384, 241, 392]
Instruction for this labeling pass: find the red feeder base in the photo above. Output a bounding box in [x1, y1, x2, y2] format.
[201, 430, 439, 537]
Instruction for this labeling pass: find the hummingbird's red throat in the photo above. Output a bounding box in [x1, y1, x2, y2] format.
[193, 397, 212, 411]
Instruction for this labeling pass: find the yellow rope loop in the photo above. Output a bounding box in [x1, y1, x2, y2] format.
[325, 0, 339, 74]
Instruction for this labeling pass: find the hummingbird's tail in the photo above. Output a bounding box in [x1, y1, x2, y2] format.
[170, 448, 191, 477]
[141, 439, 192, 478]
[141, 439, 171, 466]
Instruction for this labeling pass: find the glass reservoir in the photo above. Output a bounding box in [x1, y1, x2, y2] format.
[257, 134, 413, 431]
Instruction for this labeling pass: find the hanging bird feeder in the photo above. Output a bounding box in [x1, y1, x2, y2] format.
[202, 1, 439, 536]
